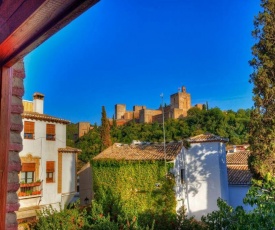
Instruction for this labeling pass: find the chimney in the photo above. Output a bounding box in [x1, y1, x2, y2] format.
[33, 92, 44, 114]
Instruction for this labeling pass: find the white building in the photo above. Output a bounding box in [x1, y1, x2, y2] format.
[17, 93, 81, 222]
[92, 134, 252, 220]
[174, 134, 229, 218]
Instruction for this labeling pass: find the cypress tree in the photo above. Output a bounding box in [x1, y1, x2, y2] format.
[101, 106, 112, 150]
[249, 0, 275, 178]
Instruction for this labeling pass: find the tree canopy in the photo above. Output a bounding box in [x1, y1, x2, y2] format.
[67, 107, 251, 163]
[100, 106, 112, 150]
[248, 0, 275, 178]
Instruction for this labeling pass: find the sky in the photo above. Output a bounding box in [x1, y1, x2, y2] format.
[24, 0, 261, 125]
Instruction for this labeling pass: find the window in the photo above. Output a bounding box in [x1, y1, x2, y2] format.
[180, 168, 185, 184]
[21, 163, 35, 183]
[46, 161, 55, 183]
[46, 124, 55, 141]
[24, 121, 35, 139]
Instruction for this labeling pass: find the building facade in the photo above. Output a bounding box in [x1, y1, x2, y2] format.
[174, 134, 229, 218]
[92, 134, 252, 220]
[17, 93, 80, 223]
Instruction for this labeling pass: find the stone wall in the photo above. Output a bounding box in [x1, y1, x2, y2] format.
[114, 87, 194, 124]
[115, 104, 126, 119]
[139, 109, 162, 123]
[6, 61, 25, 229]
[78, 122, 91, 138]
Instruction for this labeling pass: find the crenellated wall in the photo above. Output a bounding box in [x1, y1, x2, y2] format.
[113, 87, 197, 124]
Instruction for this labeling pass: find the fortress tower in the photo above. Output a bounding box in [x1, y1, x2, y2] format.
[115, 104, 126, 119]
[170, 86, 191, 118]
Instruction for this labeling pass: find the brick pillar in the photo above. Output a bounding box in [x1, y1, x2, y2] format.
[6, 61, 25, 230]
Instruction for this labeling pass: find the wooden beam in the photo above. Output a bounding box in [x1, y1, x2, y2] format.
[0, 66, 12, 229]
[0, 0, 99, 67]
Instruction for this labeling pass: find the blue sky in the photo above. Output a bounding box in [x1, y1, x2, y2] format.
[24, 0, 260, 124]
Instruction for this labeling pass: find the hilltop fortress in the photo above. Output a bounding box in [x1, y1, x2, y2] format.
[114, 86, 203, 125]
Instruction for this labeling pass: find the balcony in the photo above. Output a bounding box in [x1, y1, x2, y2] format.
[18, 181, 42, 198]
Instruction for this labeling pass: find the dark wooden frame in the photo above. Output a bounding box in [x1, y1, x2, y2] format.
[0, 0, 99, 227]
[0, 66, 12, 228]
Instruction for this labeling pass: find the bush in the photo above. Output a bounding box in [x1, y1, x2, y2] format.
[202, 173, 275, 229]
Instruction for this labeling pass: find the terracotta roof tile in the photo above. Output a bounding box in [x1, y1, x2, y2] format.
[188, 134, 229, 143]
[226, 151, 250, 165]
[226, 151, 252, 185]
[227, 165, 252, 185]
[93, 142, 183, 161]
[58, 146, 82, 153]
[22, 111, 70, 124]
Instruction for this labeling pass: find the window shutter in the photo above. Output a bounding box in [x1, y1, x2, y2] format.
[46, 161, 55, 172]
[24, 121, 34, 133]
[46, 124, 55, 135]
[22, 163, 35, 172]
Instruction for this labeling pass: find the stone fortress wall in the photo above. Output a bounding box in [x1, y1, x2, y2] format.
[114, 86, 204, 125]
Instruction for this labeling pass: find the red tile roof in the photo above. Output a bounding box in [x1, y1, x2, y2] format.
[58, 146, 82, 153]
[22, 111, 70, 124]
[188, 134, 229, 143]
[227, 165, 252, 185]
[226, 151, 252, 185]
[93, 142, 183, 161]
[227, 151, 250, 165]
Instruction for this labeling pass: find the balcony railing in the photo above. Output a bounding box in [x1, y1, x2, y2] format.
[18, 181, 42, 197]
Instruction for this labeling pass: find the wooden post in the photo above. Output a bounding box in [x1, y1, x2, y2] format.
[0, 66, 12, 229]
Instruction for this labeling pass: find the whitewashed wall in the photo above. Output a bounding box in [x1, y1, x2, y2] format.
[61, 153, 76, 194]
[20, 119, 66, 209]
[228, 185, 253, 211]
[174, 141, 228, 220]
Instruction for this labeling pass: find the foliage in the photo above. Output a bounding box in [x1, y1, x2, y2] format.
[243, 173, 275, 228]
[101, 106, 112, 150]
[30, 204, 86, 230]
[28, 173, 275, 229]
[202, 173, 275, 229]
[67, 107, 251, 163]
[75, 125, 102, 162]
[66, 123, 78, 147]
[248, 0, 275, 178]
[28, 198, 202, 230]
[92, 160, 179, 229]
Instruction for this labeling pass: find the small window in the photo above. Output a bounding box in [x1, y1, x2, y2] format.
[21, 172, 34, 183]
[21, 163, 35, 183]
[46, 161, 55, 183]
[24, 121, 35, 139]
[46, 124, 56, 141]
[180, 169, 185, 184]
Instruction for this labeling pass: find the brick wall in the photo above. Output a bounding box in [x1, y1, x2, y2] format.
[6, 61, 24, 229]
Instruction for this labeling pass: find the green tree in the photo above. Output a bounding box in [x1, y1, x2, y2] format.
[248, 0, 275, 178]
[66, 123, 78, 147]
[100, 106, 112, 150]
[75, 126, 101, 162]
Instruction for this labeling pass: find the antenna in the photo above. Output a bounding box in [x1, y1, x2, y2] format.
[160, 93, 167, 175]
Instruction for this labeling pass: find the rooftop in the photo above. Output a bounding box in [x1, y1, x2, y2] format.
[93, 142, 183, 161]
[226, 150, 252, 185]
[22, 111, 70, 124]
[227, 165, 252, 185]
[188, 133, 229, 143]
[58, 146, 82, 153]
